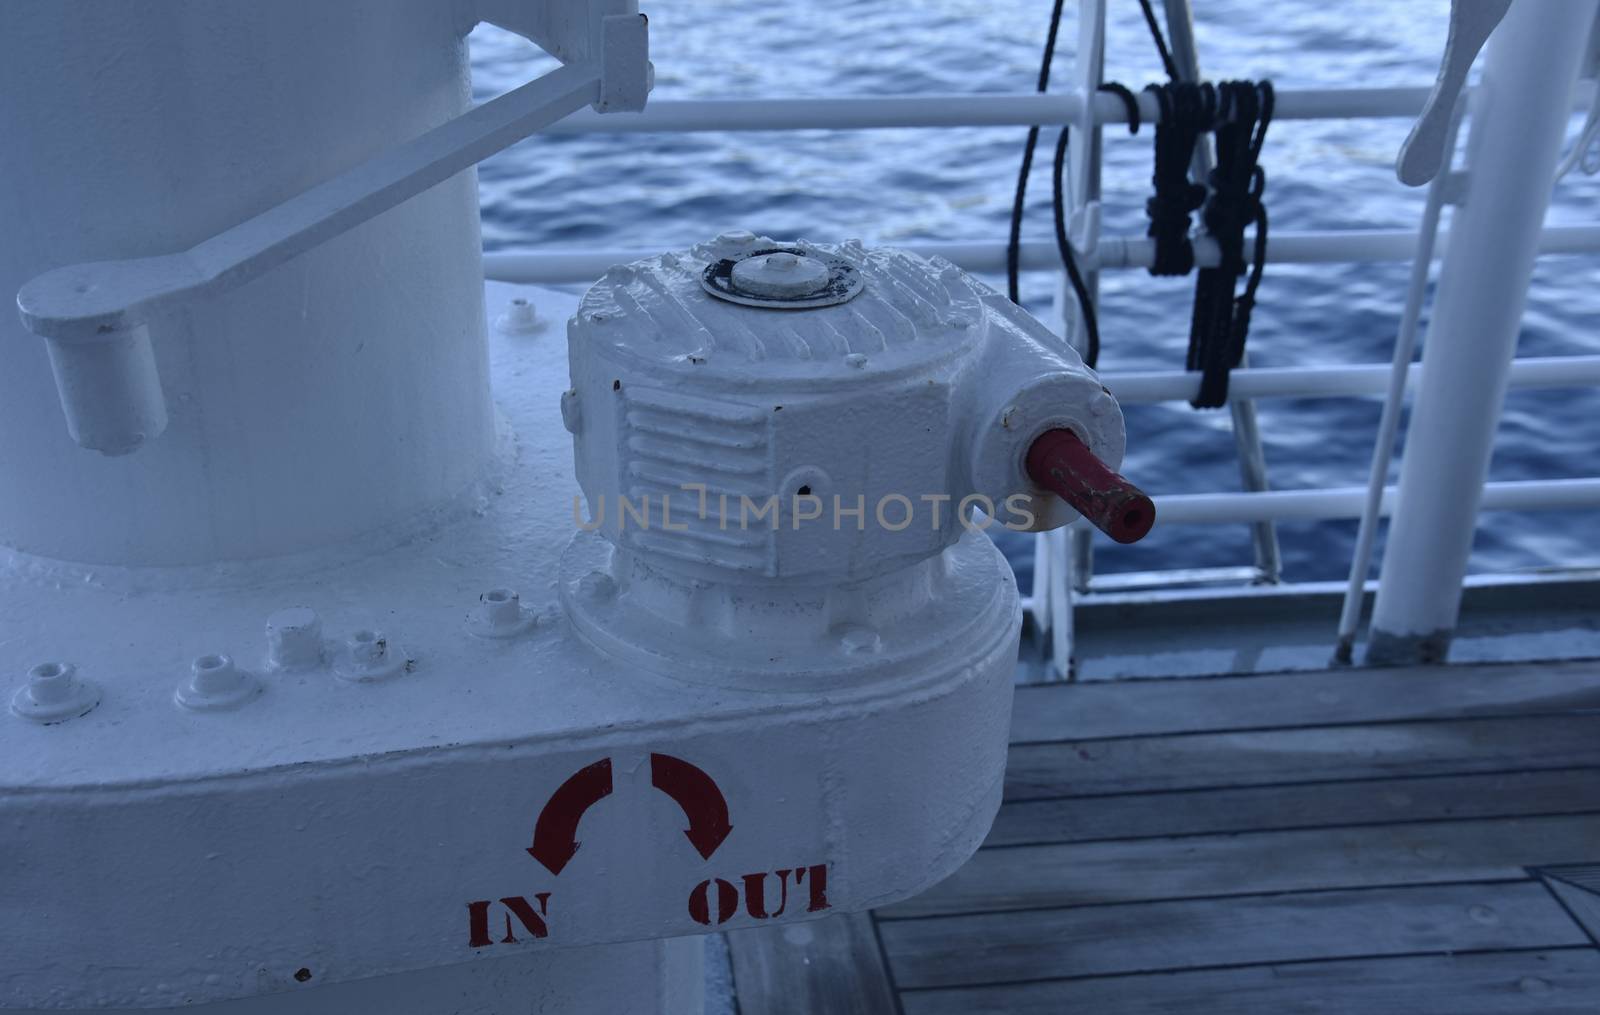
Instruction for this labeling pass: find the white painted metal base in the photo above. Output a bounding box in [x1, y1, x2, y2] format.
[7, 936, 705, 1015]
[0, 283, 1015, 1010]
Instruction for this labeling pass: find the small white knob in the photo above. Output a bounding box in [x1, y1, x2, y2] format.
[731, 252, 831, 299]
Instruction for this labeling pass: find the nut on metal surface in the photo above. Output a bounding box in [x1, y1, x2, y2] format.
[837, 624, 883, 655]
[175, 653, 261, 711]
[266, 606, 325, 672]
[494, 296, 541, 334]
[11, 661, 100, 724]
[335, 628, 410, 683]
[472, 587, 536, 638]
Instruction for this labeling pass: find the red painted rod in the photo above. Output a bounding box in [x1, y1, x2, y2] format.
[1025, 428, 1156, 544]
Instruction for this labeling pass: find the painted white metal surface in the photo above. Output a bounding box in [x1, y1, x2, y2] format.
[0, 0, 495, 563]
[16, 62, 602, 344]
[1369, 0, 1600, 662]
[566, 234, 1124, 572]
[0, 278, 1021, 1008]
[8, 937, 704, 1015]
[0, 2, 1031, 1009]
[16, 63, 600, 457]
[13, 4, 647, 459]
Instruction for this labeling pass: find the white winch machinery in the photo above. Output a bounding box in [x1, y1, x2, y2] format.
[0, 2, 1149, 1012]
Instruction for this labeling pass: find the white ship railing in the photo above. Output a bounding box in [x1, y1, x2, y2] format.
[483, 10, 1600, 673]
[534, 82, 1595, 134]
[484, 226, 1600, 282]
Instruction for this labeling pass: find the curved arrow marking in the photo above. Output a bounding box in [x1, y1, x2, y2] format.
[527, 758, 613, 875]
[650, 753, 733, 860]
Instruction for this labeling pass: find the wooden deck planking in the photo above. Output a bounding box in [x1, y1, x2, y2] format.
[728, 660, 1600, 1013]
[880, 881, 1588, 988]
[986, 766, 1600, 846]
[881, 813, 1600, 919]
[1008, 658, 1600, 744]
[1004, 714, 1600, 799]
[899, 949, 1600, 1015]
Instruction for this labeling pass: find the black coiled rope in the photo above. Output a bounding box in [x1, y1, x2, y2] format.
[1137, 0, 1181, 81]
[1188, 80, 1273, 408]
[1050, 126, 1102, 368]
[1006, 0, 1272, 394]
[1005, 0, 1129, 369]
[1142, 82, 1213, 277]
[1133, 0, 1274, 407]
[1005, 0, 1067, 308]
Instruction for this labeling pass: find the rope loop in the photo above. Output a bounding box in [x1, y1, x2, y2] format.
[1187, 79, 1275, 408]
[1141, 81, 1215, 277]
[1098, 81, 1142, 134]
[1007, 0, 1275, 395]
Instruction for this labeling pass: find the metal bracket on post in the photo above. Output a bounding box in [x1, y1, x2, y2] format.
[1396, 0, 1511, 187]
[1069, 201, 1101, 263]
[597, 13, 652, 112]
[14, 1, 651, 455]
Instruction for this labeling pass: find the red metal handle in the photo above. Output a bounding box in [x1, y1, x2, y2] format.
[1025, 429, 1156, 544]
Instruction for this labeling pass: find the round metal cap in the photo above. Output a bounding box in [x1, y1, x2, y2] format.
[732, 251, 830, 297]
[701, 246, 863, 309]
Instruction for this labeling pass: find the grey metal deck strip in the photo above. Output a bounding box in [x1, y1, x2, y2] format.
[725, 911, 902, 1015]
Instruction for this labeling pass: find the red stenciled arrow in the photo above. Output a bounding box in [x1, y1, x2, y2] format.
[650, 753, 733, 860]
[527, 758, 613, 875]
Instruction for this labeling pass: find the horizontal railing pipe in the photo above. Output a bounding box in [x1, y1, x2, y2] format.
[534, 81, 1587, 134]
[483, 225, 1600, 284]
[539, 82, 1596, 134]
[1102, 354, 1600, 404]
[1152, 478, 1600, 525]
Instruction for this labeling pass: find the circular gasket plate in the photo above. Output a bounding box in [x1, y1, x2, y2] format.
[700, 246, 864, 309]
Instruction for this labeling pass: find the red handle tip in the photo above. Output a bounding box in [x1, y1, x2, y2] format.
[1025, 429, 1156, 544]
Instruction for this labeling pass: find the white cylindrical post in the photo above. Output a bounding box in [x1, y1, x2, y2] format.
[0, 0, 495, 566]
[1368, 0, 1600, 664]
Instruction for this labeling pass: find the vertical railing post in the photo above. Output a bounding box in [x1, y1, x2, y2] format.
[1064, 0, 1110, 613]
[1036, 0, 1108, 679]
[1368, 0, 1599, 664]
[1065, 0, 1111, 676]
[1333, 100, 1464, 665]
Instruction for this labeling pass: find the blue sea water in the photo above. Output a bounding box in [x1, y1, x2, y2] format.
[469, 2, 1600, 584]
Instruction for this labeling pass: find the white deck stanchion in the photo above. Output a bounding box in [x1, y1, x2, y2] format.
[1368, 0, 1600, 663]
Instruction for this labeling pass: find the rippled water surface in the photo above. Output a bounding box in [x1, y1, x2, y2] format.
[470, 2, 1600, 583]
